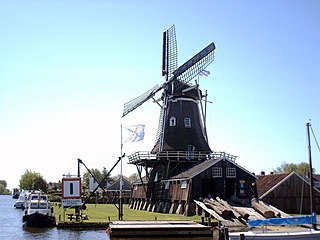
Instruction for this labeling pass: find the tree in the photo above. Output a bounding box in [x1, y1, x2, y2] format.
[0, 182, 6, 194]
[82, 168, 113, 191]
[19, 170, 48, 192]
[0, 180, 7, 188]
[0, 180, 10, 195]
[128, 173, 139, 183]
[273, 162, 315, 176]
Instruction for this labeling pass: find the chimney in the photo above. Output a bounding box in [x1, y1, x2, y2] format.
[260, 171, 265, 176]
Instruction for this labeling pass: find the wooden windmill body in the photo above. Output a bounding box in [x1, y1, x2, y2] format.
[123, 25, 215, 201]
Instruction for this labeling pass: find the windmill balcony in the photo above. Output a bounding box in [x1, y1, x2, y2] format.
[127, 151, 237, 166]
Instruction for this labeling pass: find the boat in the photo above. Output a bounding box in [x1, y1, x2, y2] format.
[14, 190, 28, 208]
[12, 188, 20, 199]
[22, 192, 56, 227]
[229, 213, 320, 239]
[229, 123, 320, 239]
[229, 229, 320, 240]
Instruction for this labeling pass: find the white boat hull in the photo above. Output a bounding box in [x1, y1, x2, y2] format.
[229, 229, 320, 240]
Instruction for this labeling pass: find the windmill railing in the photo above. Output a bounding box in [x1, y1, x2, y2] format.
[128, 151, 237, 164]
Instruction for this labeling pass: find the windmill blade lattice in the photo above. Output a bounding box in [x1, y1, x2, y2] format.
[122, 84, 160, 117]
[172, 43, 215, 90]
[162, 25, 178, 78]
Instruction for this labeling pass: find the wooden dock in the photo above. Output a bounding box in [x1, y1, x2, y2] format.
[56, 221, 109, 229]
[109, 220, 212, 238]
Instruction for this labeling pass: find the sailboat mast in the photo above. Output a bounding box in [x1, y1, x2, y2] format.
[306, 122, 316, 229]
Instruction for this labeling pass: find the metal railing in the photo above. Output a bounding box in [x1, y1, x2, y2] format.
[128, 151, 237, 164]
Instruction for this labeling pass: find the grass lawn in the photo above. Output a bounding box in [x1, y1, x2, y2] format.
[54, 204, 203, 223]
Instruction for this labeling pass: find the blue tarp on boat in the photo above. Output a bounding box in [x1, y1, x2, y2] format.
[248, 213, 317, 227]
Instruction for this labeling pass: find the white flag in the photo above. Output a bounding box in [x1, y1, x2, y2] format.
[123, 124, 145, 142]
[199, 69, 210, 76]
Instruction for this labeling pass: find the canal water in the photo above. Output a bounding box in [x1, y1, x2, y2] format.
[2, 195, 217, 240]
[0, 195, 105, 239]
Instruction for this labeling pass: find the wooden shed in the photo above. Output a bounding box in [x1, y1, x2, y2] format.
[107, 178, 133, 203]
[256, 172, 320, 214]
[130, 152, 257, 215]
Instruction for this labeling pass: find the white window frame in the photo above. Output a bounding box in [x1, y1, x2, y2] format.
[184, 118, 191, 128]
[212, 167, 222, 178]
[169, 116, 176, 126]
[226, 167, 236, 178]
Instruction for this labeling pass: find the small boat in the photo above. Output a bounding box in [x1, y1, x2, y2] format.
[14, 190, 28, 208]
[12, 188, 20, 199]
[22, 193, 56, 228]
[229, 229, 320, 240]
[229, 123, 320, 239]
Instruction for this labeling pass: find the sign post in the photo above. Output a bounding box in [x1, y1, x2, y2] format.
[62, 177, 82, 220]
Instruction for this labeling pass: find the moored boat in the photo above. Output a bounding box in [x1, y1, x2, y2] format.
[22, 193, 56, 228]
[229, 228, 320, 240]
[14, 190, 28, 208]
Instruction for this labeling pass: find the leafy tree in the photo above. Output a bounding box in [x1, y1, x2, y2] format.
[19, 170, 48, 192]
[0, 180, 7, 188]
[0, 180, 10, 195]
[83, 168, 112, 189]
[273, 162, 315, 176]
[128, 173, 139, 183]
[0, 183, 6, 194]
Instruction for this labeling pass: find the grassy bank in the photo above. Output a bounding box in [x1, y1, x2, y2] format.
[54, 204, 202, 223]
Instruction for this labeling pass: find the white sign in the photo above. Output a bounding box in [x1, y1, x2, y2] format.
[62, 198, 82, 207]
[62, 177, 82, 199]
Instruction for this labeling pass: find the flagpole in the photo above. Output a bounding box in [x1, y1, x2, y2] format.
[119, 124, 123, 220]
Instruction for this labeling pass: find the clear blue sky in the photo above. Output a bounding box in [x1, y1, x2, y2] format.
[0, 0, 319, 189]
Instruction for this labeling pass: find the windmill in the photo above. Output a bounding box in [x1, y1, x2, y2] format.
[123, 25, 215, 200]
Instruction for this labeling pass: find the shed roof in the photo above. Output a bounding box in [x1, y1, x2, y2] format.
[256, 173, 290, 198]
[170, 156, 256, 180]
[107, 178, 132, 191]
[257, 172, 320, 199]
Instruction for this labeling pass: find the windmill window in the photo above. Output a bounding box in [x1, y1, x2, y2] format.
[226, 168, 236, 178]
[212, 167, 222, 177]
[169, 116, 176, 126]
[184, 118, 191, 128]
[187, 145, 195, 160]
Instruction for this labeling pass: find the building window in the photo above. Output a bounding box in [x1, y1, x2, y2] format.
[164, 181, 170, 189]
[184, 118, 191, 128]
[226, 168, 236, 178]
[239, 180, 245, 195]
[315, 181, 320, 188]
[181, 180, 187, 189]
[212, 167, 222, 177]
[187, 145, 195, 159]
[169, 116, 176, 126]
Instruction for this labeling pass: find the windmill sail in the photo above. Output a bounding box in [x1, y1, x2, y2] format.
[122, 84, 160, 117]
[162, 25, 178, 79]
[172, 43, 215, 90]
